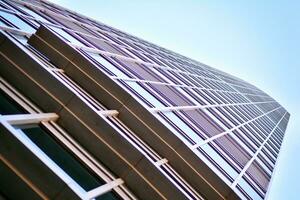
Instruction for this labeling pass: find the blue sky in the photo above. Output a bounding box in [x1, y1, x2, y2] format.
[49, 0, 300, 199]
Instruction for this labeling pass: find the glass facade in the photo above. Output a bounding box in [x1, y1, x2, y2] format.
[0, 0, 289, 199]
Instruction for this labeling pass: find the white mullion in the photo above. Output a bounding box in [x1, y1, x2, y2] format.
[42, 121, 135, 200]
[86, 178, 123, 200]
[240, 172, 266, 197]
[259, 148, 275, 168]
[191, 106, 282, 150]
[231, 112, 287, 188]
[111, 77, 178, 87]
[131, 56, 270, 97]
[150, 105, 203, 113]
[149, 100, 277, 113]
[228, 131, 255, 157]
[197, 138, 243, 174]
[273, 119, 286, 133]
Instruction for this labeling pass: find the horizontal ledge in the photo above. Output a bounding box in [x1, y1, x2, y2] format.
[46, 67, 64, 73]
[96, 110, 119, 117]
[154, 158, 168, 167]
[0, 113, 59, 125]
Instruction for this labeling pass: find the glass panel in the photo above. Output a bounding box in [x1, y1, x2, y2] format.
[87, 52, 130, 79]
[18, 6, 50, 23]
[22, 125, 104, 191]
[21, 125, 121, 199]
[124, 81, 165, 108]
[246, 160, 270, 193]
[0, 10, 35, 33]
[0, 19, 7, 26]
[200, 143, 239, 180]
[114, 58, 161, 81]
[214, 134, 251, 168]
[149, 84, 194, 106]
[49, 25, 86, 47]
[0, 90, 26, 115]
[162, 112, 204, 143]
[153, 113, 194, 144]
[0, 88, 121, 198]
[181, 109, 224, 138]
[238, 177, 263, 200]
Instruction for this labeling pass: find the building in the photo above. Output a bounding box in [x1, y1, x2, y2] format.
[0, 0, 290, 199]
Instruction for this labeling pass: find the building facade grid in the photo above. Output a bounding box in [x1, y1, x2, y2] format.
[0, 0, 289, 199]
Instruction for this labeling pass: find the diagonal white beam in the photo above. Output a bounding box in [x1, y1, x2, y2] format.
[191, 106, 282, 149]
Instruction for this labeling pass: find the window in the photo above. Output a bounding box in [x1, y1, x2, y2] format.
[237, 177, 264, 200]
[0, 10, 35, 33]
[49, 25, 87, 47]
[17, 124, 121, 200]
[18, 5, 51, 23]
[87, 52, 130, 78]
[0, 82, 131, 199]
[198, 143, 239, 181]
[0, 90, 26, 115]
